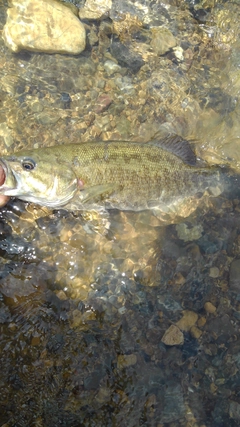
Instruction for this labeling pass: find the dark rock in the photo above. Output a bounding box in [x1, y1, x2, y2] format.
[199, 88, 237, 115]
[160, 382, 185, 423]
[60, 92, 72, 109]
[46, 333, 64, 353]
[229, 400, 240, 420]
[110, 40, 144, 73]
[207, 314, 236, 343]
[229, 259, 240, 291]
[83, 365, 105, 390]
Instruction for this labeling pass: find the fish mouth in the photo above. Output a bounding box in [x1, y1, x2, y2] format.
[0, 159, 18, 194]
[0, 161, 5, 187]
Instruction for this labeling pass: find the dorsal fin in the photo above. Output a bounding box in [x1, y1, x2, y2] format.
[150, 134, 197, 166]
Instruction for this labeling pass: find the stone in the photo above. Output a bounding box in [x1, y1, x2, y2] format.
[176, 223, 203, 242]
[94, 94, 113, 113]
[197, 316, 207, 327]
[207, 314, 236, 341]
[79, 0, 112, 20]
[204, 301, 217, 314]
[103, 59, 122, 75]
[176, 310, 198, 332]
[229, 259, 240, 291]
[161, 325, 184, 346]
[110, 40, 145, 73]
[150, 27, 177, 56]
[3, 0, 86, 55]
[117, 354, 137, 369]
[209, 266, 220, 278]
[229, 401, 240, 420]
[160, 383, 185, 423]
[190, 326, 202, 339]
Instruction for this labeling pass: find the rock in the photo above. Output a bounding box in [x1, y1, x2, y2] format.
[161, 325, 184, 346]
[197, 316, 207, 327]
[110, 40, 145, 73]
[176, 223, 203, 242]
[229, 401, 240, 420]
[3, 0, 86, 55]
[94, 94, 113, 114]
[160, 383, 186, 423]
[173, 272, 186, 285]
[79, 0, 112, 20]
[229, 259, 240, 291]
[207, 314, 236, 341]
[0, 123, 14, 147]
[36, 110, 61, 125]
[176, 310, 198, 332]
[117, 354, 137, 369]
[204, 301, 217, 314]
[190, 326, 202, 339]
[209, 266, 220, 278]
[150, 27, 177, 56]
[103, 59, 122, 75]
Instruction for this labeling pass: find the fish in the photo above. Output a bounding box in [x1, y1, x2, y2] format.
[0, 135, 229, 222]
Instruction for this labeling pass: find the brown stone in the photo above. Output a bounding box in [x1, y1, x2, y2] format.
[3, 0, 86, 55]
[161, 325, 184, 346]
[176, 310, 198, 332]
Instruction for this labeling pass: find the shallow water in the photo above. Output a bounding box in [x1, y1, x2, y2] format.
[0, 0, 240, 426]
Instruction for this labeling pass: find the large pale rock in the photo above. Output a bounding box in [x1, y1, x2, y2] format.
[3, 0, 86, 55]
[79, 0, 112, 20]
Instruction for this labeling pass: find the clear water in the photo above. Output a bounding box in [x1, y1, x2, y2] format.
[0, 1, 240, 426]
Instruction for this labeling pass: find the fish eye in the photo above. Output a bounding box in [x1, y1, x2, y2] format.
[22, 158, 36, 171]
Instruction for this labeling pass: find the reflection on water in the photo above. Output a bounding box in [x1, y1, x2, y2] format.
[0, 0, 240, 426]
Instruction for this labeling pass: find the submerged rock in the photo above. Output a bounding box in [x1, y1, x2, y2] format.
[161, 325, 184, 346]
[79, 0, 112, 20]
[150, 27, 177, 56]
[110, 40, 145, 72]
[229, 259, 240, 291]
[3, 0, 86, 55]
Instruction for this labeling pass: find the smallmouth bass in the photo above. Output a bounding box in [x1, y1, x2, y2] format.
[0, 136, 229, 221]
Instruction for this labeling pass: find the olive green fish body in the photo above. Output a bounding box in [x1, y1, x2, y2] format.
[0, 137, 223, 216]
[65, 141, 218, 211]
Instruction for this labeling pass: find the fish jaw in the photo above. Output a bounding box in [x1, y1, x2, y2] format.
[0, 159, 18, 195]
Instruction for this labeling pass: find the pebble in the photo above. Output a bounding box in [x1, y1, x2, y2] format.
[94, 94, 113, 113]
[3, 0, 86, 55]
[103, 59, 122, 75]
[197, 316, 207, 327]
[204, 301, 217, 314]
[117, 354, 137, 369]
[173, 272, 186, 285]
[150, 27, 177, 56]
[161, 325, 184, 346]
[190, 326, 202, 339]
[176, 310, 198, 332]
[209, 266, 220, 278]
[55, 290, 68, 301]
